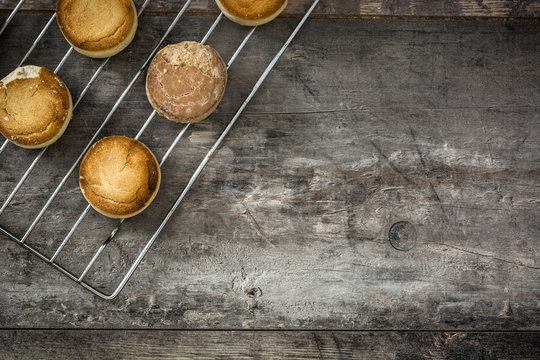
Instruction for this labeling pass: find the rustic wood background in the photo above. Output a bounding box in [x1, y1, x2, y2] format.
[0, 0, 539, 358]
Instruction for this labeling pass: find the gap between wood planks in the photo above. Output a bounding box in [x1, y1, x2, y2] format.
[1, 328, 540, 332]
[1, 9, 540, 22]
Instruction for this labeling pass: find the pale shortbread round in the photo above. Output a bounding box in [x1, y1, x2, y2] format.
[79, 136, 161, 219]
[215, 0, 288, 26]
[0, 65, 73, 149]
[56, 0, 138, 58]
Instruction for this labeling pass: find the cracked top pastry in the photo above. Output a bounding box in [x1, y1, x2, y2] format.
[215, 0, 288, 26]
[79, 136, 161, 219]
[0, 65, 73, 149]
[145, 41, 227, 124]
[56, 0, 138, 58]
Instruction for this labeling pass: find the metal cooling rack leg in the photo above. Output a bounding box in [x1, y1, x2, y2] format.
[99, 0, 320, 300]
[0, 0, 153, 215]
[0, 0, 26, 37]
[15, 0, 193, 244]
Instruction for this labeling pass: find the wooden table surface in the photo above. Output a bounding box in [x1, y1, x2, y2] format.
[0, 0, 539, 358]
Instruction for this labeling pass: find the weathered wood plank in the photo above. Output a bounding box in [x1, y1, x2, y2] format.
[0, 14, 539, 330]
[1, 330, 539, 359]
[0, 0, 539, 18]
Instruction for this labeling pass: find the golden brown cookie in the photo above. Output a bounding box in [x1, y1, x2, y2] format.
[145, 41, 227, 124]
[215, 0, 288, 26]
[79, 136, 161, 219]
[0, 65, 73, 149]
[56, 0, 138, 58]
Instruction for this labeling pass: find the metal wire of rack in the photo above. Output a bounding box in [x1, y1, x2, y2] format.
[0, 0, 320, 300]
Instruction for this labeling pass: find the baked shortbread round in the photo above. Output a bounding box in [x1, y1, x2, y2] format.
[0, 65, 73, 149]
[56, 0, 138, 58]
[215, 0, 288, 26]
[146, 41, 227, 124]
[79, 136, 161, 219]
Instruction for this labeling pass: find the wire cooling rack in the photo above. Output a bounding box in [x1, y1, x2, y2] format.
[0, 0, 320, 300]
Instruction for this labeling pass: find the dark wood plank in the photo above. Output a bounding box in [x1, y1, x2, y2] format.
[0, 0, 539, 18]
[0, 14, 539, 330]
[1, 330, 539, 359]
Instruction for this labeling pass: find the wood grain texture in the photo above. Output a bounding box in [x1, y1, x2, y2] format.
[1, 330, 539, 359]
[0, 0, 539, 18]
[0, 13, 539, 332]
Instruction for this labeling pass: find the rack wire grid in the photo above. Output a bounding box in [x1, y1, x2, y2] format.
[0, 0, 320, 300]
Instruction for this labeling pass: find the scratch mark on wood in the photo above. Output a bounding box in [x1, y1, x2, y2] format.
[408, 125, 450, 223]
[312, 332, 325, 360]
[330, 331, 344, 357]
[349, 262, 380, 270]
[233, 193, 275, 248]
[369, 140, 412, 184]
[430, 183, 450, 222]
[475, 0, 490, 11]
[408, 125, 427, 170]
[499, 301, 513, 317]
[479, 117, 495, 168]
[322, 208, 348, 216]
[431, 242, 540, 270]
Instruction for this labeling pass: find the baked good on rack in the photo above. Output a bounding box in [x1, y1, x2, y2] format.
[215, 0, 288, 26]
[79, 136, 161, 219]
[145, 41, 227, 124]
[56, 0, 138, 58]
[0, 65, 73, 149]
